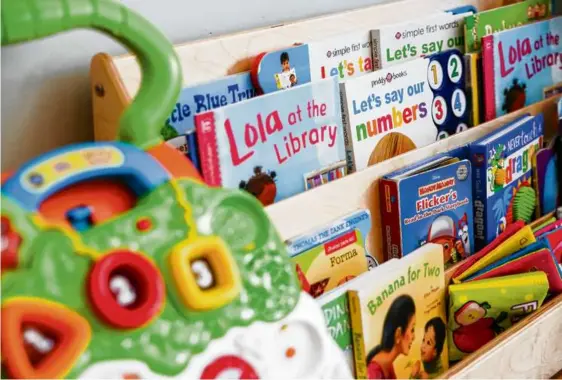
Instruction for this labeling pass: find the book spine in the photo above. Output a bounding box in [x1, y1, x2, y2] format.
[464, 53, 480, 127]
[481, 35, 497, 122]
[348, 290, 367, 379]
[370, 29, 382, 71]
[340, 82, 356, 173]
[470, 144, 488, 252]
[379, 178, 403, 261]
[194, 111, 223, 186]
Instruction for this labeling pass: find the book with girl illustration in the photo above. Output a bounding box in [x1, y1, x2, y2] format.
[348, 243, 448, 379]
[195, 76, 345, 206]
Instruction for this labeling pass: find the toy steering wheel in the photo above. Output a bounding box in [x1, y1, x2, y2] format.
[1, 0, 182, 149]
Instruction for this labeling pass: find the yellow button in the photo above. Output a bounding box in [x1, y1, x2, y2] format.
[169, 236, 241, 311]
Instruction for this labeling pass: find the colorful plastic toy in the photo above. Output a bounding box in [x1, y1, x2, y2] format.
[0, 1, 350, 378]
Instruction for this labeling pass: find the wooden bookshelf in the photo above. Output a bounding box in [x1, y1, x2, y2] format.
[90, 0, 562, 378]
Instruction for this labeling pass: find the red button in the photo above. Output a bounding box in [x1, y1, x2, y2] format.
[87, 251, 165, 329]
[1, 216, 22, 272]
[200, 355, 259, 379]
[135, 218, 152, 232]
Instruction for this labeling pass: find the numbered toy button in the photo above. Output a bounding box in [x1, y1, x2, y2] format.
[1, 216, 22, 272]
[428, 60, 444, 90]
[88, 250, 165, 329]
[437, 130, 450, 140]
[432, 96, 448, 126]
[451, 89, 467, 118]
[447, 53, 463, 84]
[456, 123, 469, 133]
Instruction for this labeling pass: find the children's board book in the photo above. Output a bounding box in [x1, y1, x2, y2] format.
[464, 0, 551, 54]
[348, 243, 448, 379]
[316, 259, 401, 376]
[370, 11, 470, 70]
[195, 76, 345, 206]
[161, 72, 257, 168]
[251, 31, 374, 94]
[340, 50, 470, 172]
[380, 156, 474, 267]
[448, 271, 549, 361]
[286, 209, 378, 269]
[290, 228, 369, 299]
[251, 9, 470, 94]
[481, 16, 562, 121]
[470, 114, 544, 251]
[165, 132, 200, 170]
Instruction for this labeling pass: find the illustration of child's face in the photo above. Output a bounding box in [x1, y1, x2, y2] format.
[399, 316, 416, 355]
[281, 59, 290, 72]
[420, 326, 437, 363]
[290, 74, 296, 84]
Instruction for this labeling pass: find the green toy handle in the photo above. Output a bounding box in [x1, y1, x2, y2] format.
[1, 0, 182, 149]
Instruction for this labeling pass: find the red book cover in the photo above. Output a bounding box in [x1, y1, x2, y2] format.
[481, 34, 497, 122]
[379, 178, 402, 261]
[470, 249, 562, 293]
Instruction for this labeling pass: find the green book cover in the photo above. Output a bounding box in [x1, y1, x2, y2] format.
[464, 0, 551, 53]
[448, 271, 549, 361]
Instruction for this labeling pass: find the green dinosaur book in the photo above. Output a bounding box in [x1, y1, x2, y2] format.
[464, 0, 551, 53]
[448, 271, 549, 361]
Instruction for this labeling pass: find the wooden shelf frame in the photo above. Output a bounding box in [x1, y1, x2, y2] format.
[90, 0, 562, 378]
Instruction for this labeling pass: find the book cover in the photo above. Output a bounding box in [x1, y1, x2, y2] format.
[467, 247, 562, 293]
[317, 258, 402, 376]
[370, 12, 469, 70]
[164, 72, 257, 135]
[195, 76, 345, 205]
[286, 209, 378, 268]
[380, 158, 474, 267]
[448, 272, 549, 361]
[290, 228, 369, 298]
[253, 32, 375, 94]
[469, 114, 544, 251]
[464, 0, 551, 54]
[340, 51, 470, 172]
[481, 17, 562, 121]
[453, 223, 535, 282]
[348, 243, 448, 379]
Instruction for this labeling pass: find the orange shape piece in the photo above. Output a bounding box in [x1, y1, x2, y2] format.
[1, 297, 92, 379]
[147, 143, 202, 181]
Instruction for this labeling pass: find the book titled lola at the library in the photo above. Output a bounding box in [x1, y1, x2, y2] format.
[349, 244, 448, 379]
[482, 16, 562, 120]
[195, 76, 345, 205]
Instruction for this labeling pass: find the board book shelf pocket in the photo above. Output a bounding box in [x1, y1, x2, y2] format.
[90, 0, 562, 377]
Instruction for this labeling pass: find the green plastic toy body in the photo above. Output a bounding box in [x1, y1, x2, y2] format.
[0, 1, 351, 378]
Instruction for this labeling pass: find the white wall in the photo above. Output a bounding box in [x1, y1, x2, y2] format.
[1, 0, 396, 171]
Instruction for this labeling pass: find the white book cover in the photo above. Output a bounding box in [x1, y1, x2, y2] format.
[340, 58, 437, 172]
[371, 12, 468, 70]
[308, 30, 374, 83]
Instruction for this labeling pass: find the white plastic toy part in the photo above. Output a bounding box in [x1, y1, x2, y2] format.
[77, 292, 353, 379]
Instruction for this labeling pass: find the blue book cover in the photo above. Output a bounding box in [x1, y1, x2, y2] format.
[482, 16, 562, 121]
[160, 72, 257, 170]
[285, 209, 378, 269]
[469, 114, 544, 251]
[195, 76, 345, 205]
[380, 158, 474, 267]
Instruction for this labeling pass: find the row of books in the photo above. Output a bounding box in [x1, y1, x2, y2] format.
[308, 212, 560, 379]
[162, 0, 560, 208]
[282, 102, 561, 378]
